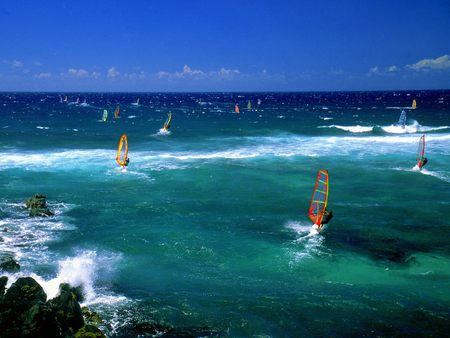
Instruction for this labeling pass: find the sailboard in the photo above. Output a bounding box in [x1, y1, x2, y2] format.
[114, 104, 120, 119]
[412, 99, 417, 109]
[102, 109, 108, 122]
[163, 112, 172, 130]
[247, 100, 252, 110]
[308, 169, 329, 227]
[416, 134, 426, 169]
[235, 104, 240, 113]
[116, 134, 128, 167]
[398, 110, 406, 128]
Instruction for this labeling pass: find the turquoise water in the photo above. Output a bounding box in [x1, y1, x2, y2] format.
[1, 91, 450, 336]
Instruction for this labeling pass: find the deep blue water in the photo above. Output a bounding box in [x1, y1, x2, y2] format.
[1, 91, 450, 336]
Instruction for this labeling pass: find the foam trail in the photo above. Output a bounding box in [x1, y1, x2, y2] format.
[319, 125, 373, 133]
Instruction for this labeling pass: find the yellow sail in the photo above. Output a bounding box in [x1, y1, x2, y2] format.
[412, 99, 417, 109]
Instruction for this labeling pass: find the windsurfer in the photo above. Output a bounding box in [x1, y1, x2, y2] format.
[321, 210, 333, 225]
[125, 158, 130, 167]
[418, 157, 428, 169]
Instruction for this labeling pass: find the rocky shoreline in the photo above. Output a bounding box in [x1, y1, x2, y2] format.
[0, 195, 221, 337]
[0, 276, 105, 337]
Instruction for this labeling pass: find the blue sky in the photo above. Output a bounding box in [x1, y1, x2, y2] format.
[1, 0, 449, 91]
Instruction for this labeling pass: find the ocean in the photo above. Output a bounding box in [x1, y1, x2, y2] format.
[1, 91, 449, 336]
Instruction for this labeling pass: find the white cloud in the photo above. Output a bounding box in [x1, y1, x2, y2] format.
[388, 65, 398, 72]
[408, 55, 450, 71]
[124, 71, 146, 79]
[157, 65, 240, 80]
[33, 61, 42, 67]
[11, 60, 23, 68]
[34, 72, 52, 78]
[368, 66, 380, 75]
[67, 68, 90, 78]
[107, 67, 120, 78]
[215, 67, 240, 79]
[63, 68, 100, 79]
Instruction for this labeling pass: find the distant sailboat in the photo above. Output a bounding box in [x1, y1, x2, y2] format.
[412, 99, 417, 109]
[75, 97, 80, 104]
[416, 135, 428, 170]
[163, 112, 172, 131]
[63, 96, 68, 103]
[247, 100, 252, 110]
[398, 110, 406, 129]
[234, 103, 240, 113]
[308, 169, 332, 230]
[257, 99, 262, 105]
[114, 104, 120, 118]
[131, 98, 140, 106]
[102, 109, 108, 122]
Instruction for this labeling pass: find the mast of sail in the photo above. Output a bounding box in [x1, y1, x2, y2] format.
[308, 170, 329, 226]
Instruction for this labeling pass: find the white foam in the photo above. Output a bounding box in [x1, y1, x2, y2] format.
[319, 125, 373, 133]
[36, 126, 50, 130]
[285, 220, 325, 262]
[320, 117, 333, 120]
[156, 128, 171, 136]
[128, 115, 136, 119]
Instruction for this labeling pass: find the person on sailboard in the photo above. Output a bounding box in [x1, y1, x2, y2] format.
[418, 157, 428, 169]
[124, 157, 130, 167]
[321, 209, 333, 225]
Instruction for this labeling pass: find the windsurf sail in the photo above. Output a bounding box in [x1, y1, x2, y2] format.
[308, 169, 329, 227]
[257, 99, 261, 105]
[102, 109, 108, 122]
[235, 104, 240, 113]
[132, 98, 140, 106]
[114, 104, 120, 118]
[116, 134, 128, 167]
[412, 99, 417, 109]
[164, 112, 172, 130]
[398, 110, 406, 128]
[64, 96, 68, 102]
[416, 134, 426, 168]
[247, 100, 252, 110]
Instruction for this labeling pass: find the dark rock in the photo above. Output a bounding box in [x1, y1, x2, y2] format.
[74, 324, 106, 338]
[0, 255, 20, 273]
[48, 283, 84, 334]
[0, 277, 48, 335]
[82, 306, 103, 325]
[24, 194, 54, 217]
[4, 277, 47, 312]
[0, 277, 107, 338]
[20, 300, 60, 338]
[0, 276, 8, 296]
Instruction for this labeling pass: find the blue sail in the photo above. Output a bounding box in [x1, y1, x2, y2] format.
[398, 110, 406, 128]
